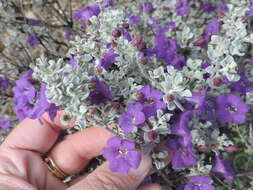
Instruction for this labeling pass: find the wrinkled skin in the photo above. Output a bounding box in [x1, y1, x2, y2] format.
[0, 112, 162, 190]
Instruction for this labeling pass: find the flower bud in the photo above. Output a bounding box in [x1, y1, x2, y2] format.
[111, 41, 117, 47]
[122, 23, 129, 29]
[140, 57, 148, 65]
[112, 29, 122, 38]
[131, 36, 143, 46]
[88, 108, 97, 114]
[197, 145, 208, 151]
[223, 145, 239, 152]
[211, 144, 217, 150]
[193, 38, 205, 46]
[137, 41, 147, 51]
[148, 130, 158, 141]
[167, 95, 174, 102]
[84, 20, 92, 26]
[213, 77, 223, 86]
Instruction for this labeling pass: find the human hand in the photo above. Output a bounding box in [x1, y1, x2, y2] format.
[0, 112, 162, 190]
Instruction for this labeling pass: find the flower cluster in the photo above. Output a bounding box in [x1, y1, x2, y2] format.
[6, 0, 253, 188]
[12, 71, 57, 121]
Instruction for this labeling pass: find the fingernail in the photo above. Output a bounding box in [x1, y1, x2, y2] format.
[130, 154, 152, 178]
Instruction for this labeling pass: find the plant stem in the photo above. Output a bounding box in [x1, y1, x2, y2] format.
[236, 169, 253, 177]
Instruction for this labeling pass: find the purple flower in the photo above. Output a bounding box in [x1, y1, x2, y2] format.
[101, 136, 141, 174]
[167, 139, 197, 169]
[171, 55, 186, 70]
[65, 30, 72, 40]
[69, 56, 77, 68]
[12, 70, 36, 102]
[171, 111, 193, 147]
[216, 94, 248, 124]
[141, 2, 154, 13]
[211, 156, 233, 184]
[200, 1, 216, 13]
[124, 31, 132, 41]
[216, 3, 228, 12]
[73, 5, 101, 20]
[183, 176, 215, 190]
[137, 85, 166, 118]
[100, 49, 118, 70]
[119, 103, 146, 133]
[185, 88, 207, 114]
[89, 77, 113, 105]
[202, 18, 220, 42]
[246, 1, 253, 18]
[27, 35, 40, 47]
[164, 21, 177, 30]
[0, 77, 10, 88]
[154, 30, 178, 63]
[12, 71, 58, 121]
[0, 119, 12, 129]
[26, 18, 42, 25]
[202, 60, 211, 69]
[229, 70, 252, 94]
[247, 8, 253, 18]
[126, 14, 141, 24]
[103, 0, 115, 8]
[175, 1, 190, 16]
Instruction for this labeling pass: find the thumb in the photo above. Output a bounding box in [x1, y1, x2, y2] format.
[67, 154, 152, 190]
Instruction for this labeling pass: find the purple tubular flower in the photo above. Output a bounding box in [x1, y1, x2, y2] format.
[73, 5, 101, 20]
[137, 85, 166, 118]
[27, 35, 40, 47]
[246, 1, 253, 18]
[124, 31, 132, 41]
[175, 1, 190, 16]
[185, 88, 207, 114]
[167, 139, 197, 169]
[119, 102, 146, 133]
[171, 111, 192, 147]
[247, 8, 253, 18]
[202, 60, 211, 69]
[211, 156, 233, 184]
[216, 94, 248, 124]
[164, 21, 177, 30]
[26, 18, 43, 25]
[0, 77, 10, 88]
[0, 119, 12, 129]
[183, 176, 215, 190]
[89, 77, 113, 105]
[154, 30, 177, 62]
[100, 49, 118, 70]
[12, 70, 36, 102]
[65, 30, 72, 40]
[202, 18, 220, 42]
[69, 56, 77, 68]
[216, 3, 228, 12]
[101, 136, 141, 174]
[103, 0, 115, 8]
[12, 71, 58, 121]
[229, 70, 252, 94]
[200, 1, 216, 13]
[126, 14, 141, 24]
[171, 55, 186, 70]
[141, 2, 155, 13]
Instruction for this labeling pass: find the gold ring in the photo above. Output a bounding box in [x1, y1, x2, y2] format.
[43, 154, 69, 180]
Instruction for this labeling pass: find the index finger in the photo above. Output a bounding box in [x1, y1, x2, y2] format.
[1, 111, 75, 154]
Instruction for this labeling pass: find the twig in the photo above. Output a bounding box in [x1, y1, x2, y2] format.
[236, 169, 253, 177]
[158, 170, 173, 186]
[69, 0, 73, 26]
